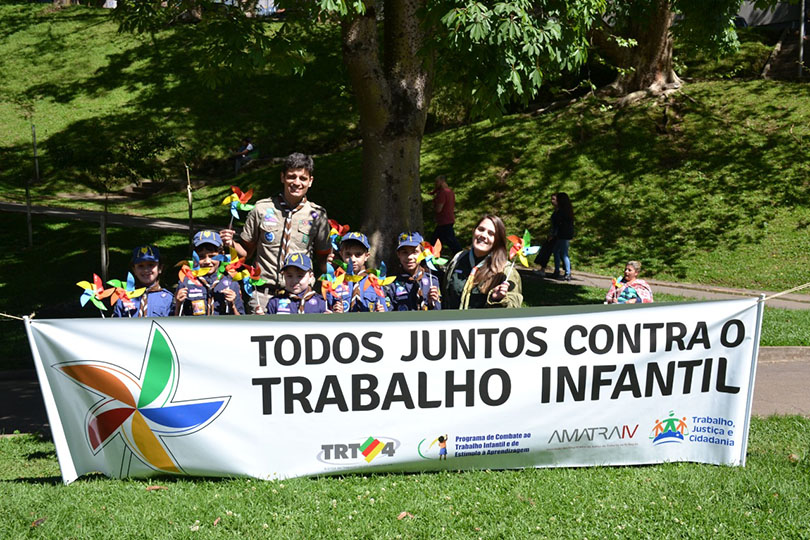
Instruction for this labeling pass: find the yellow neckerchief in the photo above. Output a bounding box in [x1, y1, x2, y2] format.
[460, 251, 490, 310]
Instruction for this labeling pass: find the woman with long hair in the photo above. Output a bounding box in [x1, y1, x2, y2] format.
[443, 214, 523, 309]
[549, 192, 574, 280]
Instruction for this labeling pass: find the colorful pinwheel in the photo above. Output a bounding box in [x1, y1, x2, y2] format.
[176, 251, 212, 286]
[77, 274, 114, 315]
[221, 185, 255, 228]
[365, 261, 396, 298]
[416, 240, 448, 272]
[227, 259, 265, 297]
[106, 272, 146, 308]
[328, 219, 350, 251]
[505, 229, 540, 281]
[318, 263, 346, 302]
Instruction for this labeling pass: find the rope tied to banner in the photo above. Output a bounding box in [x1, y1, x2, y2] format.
[762, 281, 810, 302]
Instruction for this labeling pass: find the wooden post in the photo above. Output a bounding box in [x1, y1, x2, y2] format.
[185, 163, 194, 254]
[800, 0, 806, 78]
[27, 124, 39, 248]
[100, 192, 109, 282]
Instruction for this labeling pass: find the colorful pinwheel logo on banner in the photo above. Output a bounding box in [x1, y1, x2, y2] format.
[505, 229, 540, 281]
[365, 261, 396, 299]
[106, 273, 146, 308]
[318, 263, 345, 302]
[221, 185, 255, 228]
[55, 322, 229, 476]
[328, 219, 350, 251]
[227, 259, 265, 297]
[77, 274, 114, 315]
[417, 240, 448, 271]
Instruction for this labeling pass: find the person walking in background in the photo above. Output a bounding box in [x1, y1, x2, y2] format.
[430, 175, 461, 254]
[550, 192, 575, 281]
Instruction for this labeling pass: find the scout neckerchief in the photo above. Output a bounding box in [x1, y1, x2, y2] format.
[460, 251, 490, 310]
[409, 267, 427, 310]
[350, 270, 369, 311]
[278, 194, 307, 265]
[289, 289, 317, 314]
[200, 274, 222, 315]
[138, 283, 163, 317]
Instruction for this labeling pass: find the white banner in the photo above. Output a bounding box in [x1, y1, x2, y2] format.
[26, 298, 763, 484]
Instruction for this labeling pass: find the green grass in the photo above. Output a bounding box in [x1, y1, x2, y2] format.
[1, 416, 808, 537]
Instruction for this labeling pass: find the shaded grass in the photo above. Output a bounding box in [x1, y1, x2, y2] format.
[1, 417, 808, 538]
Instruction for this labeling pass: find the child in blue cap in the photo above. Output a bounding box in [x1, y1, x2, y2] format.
[175, 230, 245, 316]
[331, 232, 389, 312]
[388, 232, 441, 311]
[266, 252, 328, 314]
[113, 245, 174, 317]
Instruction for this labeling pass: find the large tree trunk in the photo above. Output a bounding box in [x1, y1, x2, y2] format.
[342, 0, 432, 266]
[594, 0, 681, 97]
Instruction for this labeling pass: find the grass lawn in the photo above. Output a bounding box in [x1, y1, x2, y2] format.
[1, 416, 808, 537]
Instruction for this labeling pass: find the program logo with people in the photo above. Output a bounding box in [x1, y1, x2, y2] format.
[650, 411, 689, 445]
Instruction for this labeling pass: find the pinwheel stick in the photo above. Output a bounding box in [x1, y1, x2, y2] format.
[228, 213, 234, 231]
[503, 259, 518, 284]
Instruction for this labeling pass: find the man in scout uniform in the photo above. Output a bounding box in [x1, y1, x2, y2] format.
[220, 152, 331, 312]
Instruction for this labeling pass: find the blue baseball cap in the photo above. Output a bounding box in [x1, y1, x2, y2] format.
[131, 245, 161, 264]
[340, 231, 370, 250]
[282, 252, 313, 272]
[193, 230, 223, 248]
[397, 231, 423, 250]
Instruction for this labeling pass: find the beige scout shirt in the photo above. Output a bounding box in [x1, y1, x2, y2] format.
[239, 195, 329, 291]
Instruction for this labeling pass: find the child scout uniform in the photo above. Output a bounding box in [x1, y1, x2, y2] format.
[266, 253, 328, 314]
[176, 231, 245, 316]
[332, 232, 390, 312]
[388, 232, 442, 311]
[112, 245, 174, 318]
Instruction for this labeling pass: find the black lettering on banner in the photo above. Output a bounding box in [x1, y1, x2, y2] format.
[558, 366, 587, 402]
[480, 368, 511, 405]
[687, 321, 711, 349]
[451, 329, 475, 359]
[643, 323, 664, 352]
[591, 365, 617, 400]
[401, 331, 417, 361]
[565, 325, 587, 355]
[666, 322, 687, 352]
[701, 357, 714, 392]
[645, 361, 675, 397]
[418, 372, 442, 408]
[352, 374, 380, 410]
[541, 366, 551, 402]
[618, 324, 640, 353]
[446, 370, 476, 407]
[252, 377, 280, 414]
[382, 373, 415, 409]
[285, 377, 313, 413]
[716, 357, 740, 394]
[334, 332, 359, 364]
[499, 327, 524, 358]
[305, 334, 330, 365]
[677, 359, 702, 394]
[526, 326, 547, 357]
[589, 324, 614, 355]
[251, 336, 274, 367]
[720, 319, 745, 348]
[315, 375, 349, 412]
[476, 328, 498, 358]
[611, 364, 641, 399]
[275, 335, 301, 366]
[423, 330, 446, 361]
[361, 332, 383, 362]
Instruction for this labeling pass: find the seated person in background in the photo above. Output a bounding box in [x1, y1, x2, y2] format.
[331, 232, 388, 312]
[605, 260, 654, 304]
[266, 253, 328, 314]
[231, 137, 255, 175]
[113, 245, 174, 317]
[175, 231, 245, 316]
[388, 232, 441, 311]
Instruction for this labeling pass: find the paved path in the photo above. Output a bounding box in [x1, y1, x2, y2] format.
[2, 348, 808, 437]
